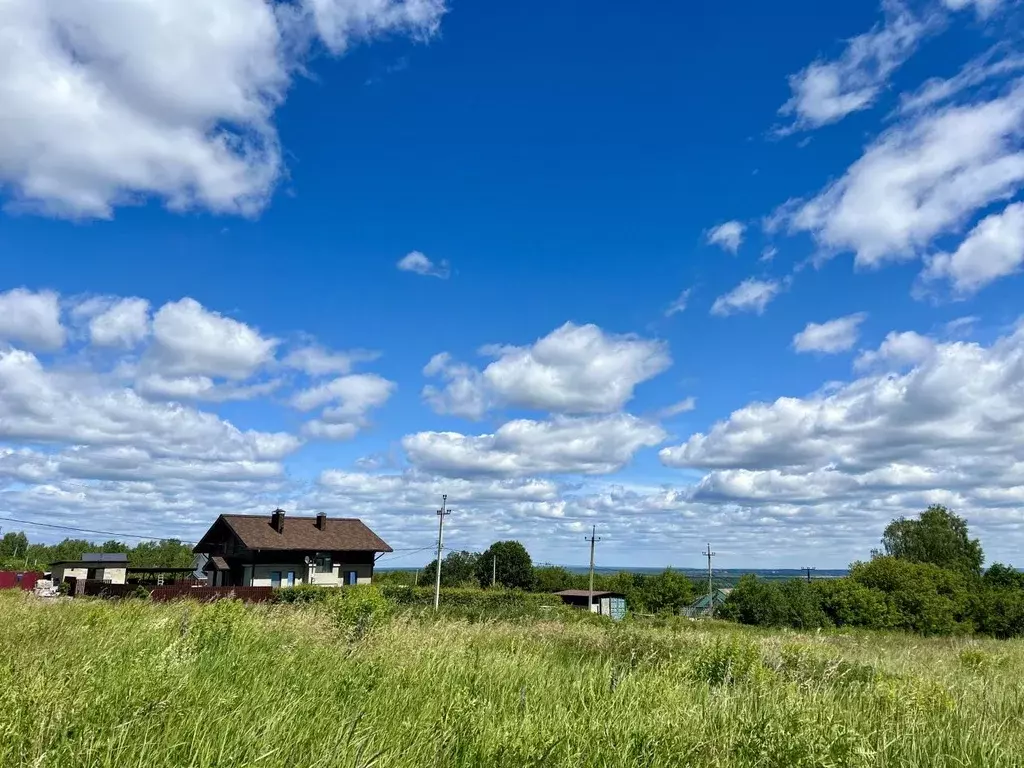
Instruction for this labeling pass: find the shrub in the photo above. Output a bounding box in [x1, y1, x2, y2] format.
[813, 578, 893, 630]
[326, 586, 392, 637]
[850, 557, 972, 635]
[274, 584, 334, 604]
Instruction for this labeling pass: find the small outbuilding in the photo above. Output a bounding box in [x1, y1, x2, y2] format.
[554, 590, 627, 620]
[683, 588, 732, 618]
[50, 553, 129, 585]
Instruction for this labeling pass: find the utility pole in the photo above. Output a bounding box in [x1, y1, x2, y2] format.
[803, 566, 816, 583]
[492, 555, 497, 587]
[586, 525, 601, 612]
[703, 543, 716, 618]
[433, 494, 450, 611]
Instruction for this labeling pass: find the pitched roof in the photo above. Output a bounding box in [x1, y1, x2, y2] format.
[204, 556, 230, 571]
[554, 589, 622, 598]
[216, 514, 393, 553]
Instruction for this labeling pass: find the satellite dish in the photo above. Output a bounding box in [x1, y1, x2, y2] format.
[304, 556, 312, 565]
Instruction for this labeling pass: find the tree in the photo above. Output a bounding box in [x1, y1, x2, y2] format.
[632, 569, 695, 615]
[879, 505, 984, 575]
[983, 563, 1024, 590]
[476, 541, 534, 590]
[421, 550, 481, 588]
[534, 565, 576, 593]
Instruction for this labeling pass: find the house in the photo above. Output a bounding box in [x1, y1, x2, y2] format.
[193, 509, 392, 588]
[50, 553, 129, 585]
[554, 589, 627, 620]
[683, 588, 732, 618]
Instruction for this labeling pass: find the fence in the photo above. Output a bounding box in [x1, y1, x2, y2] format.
[0, 572, 42, 591]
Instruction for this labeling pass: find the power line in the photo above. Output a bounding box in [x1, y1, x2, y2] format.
[803, 566, 816, 583]
[433, 494, 450, 611]
[703, 543, 716, 618]
[586, 525, 601, 611]
[0, 516, 198, 544]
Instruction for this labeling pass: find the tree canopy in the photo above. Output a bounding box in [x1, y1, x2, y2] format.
[0, 531, 194, 571]
[420, 550, 481, 588]
[879, 505, 984, 575]
[476, 541, 534, 590]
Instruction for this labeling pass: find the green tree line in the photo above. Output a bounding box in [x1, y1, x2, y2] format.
[720, 505, 1024, 638]
[376, 538, 700, 615]
[0, 531, 195, 572]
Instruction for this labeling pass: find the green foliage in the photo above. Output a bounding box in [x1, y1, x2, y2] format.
[631, 568, 696, 615]
[983, 563, 1024, 590]
[814, 578, 893, 629]
[420, 550, 481, 588]
[880, 504, 984, 575]
[325, 586, 392, 636]
[533, 565, 575, 593]
[689, 636, 765, 686]
[850, 557, 973, 635]
[274, 584, 334, 603]
[720, 575, 791, 627]
[476, 540, 534, 590]
[0, 530, 194, 571]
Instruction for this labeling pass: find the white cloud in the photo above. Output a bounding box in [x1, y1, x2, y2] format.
[402, 414, 666, 478]
[711, 278, 782, 316]
[0, 288, 65, 350]
[854, 330, 936, 370]
[919, 201, 1024, 296]
[397, 250, 450, 278]
[658, 397, 697, 418]
[290, 373, 394, 413]
[760, 246, 778, 263]
[664, 288, 692, 317]
[898, 47, 1024, 115]
[134, 373, 280, 402]
[150, 298, 278, 380]
[283, 345, 379, 376]
[942, 0, 1007, 17]
[304, 0, 447, 54]
[290, 373, 395, 440]
[778, 1, 932, 132]
[706, 221, 746, 253]
[787, 83, 1024, 267]
[0, 347, 298, 461]
[88, 298, 151, 348]
[422, 323, 671, 417]
[793, 313, 867, 354]
[660, 325, 1021, 473]
[0, 0, 447, 218]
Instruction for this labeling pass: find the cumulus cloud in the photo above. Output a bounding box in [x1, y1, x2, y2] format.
[422, 323, 671, 418]
[0, 0, 447, 218]
[283, 345, 379, 376]
[149, 298, 278, 380]
[402, 414, 666, 478]
[854, 330, 935, 370]
[86, 298, 151, 348]
[0, 288, 65, 350]
[919, 201, 1024, 296]
[778, 1, 931, 132]
[658, 397, 697, 418]
[793, 313, 867, 354]
[710, 278, 782, 316]
[290, 373, 396, 440]
[660, 324, 1022, 474]
[706, 221, 745, 253]
[397, 250, 450, 278]
[785, 83, 1024, 267]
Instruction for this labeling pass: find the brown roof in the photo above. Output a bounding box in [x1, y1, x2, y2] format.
[205, 556, 230, 571]
[554, 589, 622, 598]
[218, 514, 393, 553]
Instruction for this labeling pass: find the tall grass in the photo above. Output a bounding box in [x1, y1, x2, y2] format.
[2, 591, 1023, 767]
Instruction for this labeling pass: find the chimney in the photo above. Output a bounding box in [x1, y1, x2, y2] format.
[271, 508, 285, 533]
[315, 512, 327, 531]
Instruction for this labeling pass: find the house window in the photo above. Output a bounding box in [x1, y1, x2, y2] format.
[345, 570, 358, 586]
[270, 571, 282, 589]
[286, 571, 295, 588]
[315, 554, 332, 574]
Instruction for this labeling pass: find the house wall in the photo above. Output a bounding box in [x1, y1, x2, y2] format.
[245, 560, 374, 587]
[53, 566, 89, 583]
[100, 567, 127, 585]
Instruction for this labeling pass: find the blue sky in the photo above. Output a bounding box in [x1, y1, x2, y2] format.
[1, 0, 1024, 569]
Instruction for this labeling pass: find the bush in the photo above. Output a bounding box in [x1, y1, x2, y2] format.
[813, 578, 893, 630]
[326, 586, 391, 637]
[719, 575, 790, 628]
[379, 586, 563, 620]
[274, 584, 334, 604]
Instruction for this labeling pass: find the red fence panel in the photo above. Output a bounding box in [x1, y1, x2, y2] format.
[0, 571, 43, 590]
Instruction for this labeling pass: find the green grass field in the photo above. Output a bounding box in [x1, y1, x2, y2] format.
[2, 591, 1024, 767]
